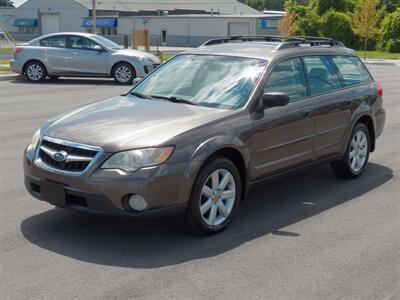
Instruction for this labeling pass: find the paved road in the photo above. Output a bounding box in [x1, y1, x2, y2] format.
[1, 67, 399, 299]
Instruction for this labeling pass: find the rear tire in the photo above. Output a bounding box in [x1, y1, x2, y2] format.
[331, 123, 370, 179]
[183, 157, 241, 235]
[113, 63, 135, 84]
[25, 61, 46, 82]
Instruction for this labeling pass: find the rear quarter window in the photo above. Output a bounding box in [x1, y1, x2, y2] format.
[331, 56, 371, 87]
[40, 36, 66, 48]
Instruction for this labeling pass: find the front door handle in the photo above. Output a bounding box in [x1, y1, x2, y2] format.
[71, 52, 79, 56]
[300, 109, 312, 118]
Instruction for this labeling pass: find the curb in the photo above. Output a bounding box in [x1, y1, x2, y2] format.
[0, 73, 19, 81]
[362, 59, 399, 66]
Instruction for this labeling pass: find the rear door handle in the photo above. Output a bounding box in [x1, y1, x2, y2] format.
[300, 109, 312, 118]
[71, 52, 79, 56]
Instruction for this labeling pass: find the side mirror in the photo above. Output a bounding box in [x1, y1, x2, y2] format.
[261, 92, 289, 109]
[132, 77, 143, 86]
[93, 45, 103, 52]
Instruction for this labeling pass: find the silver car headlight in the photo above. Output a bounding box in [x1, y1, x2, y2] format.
[101, 147, 174, 172]
[27, 129, 40, 151]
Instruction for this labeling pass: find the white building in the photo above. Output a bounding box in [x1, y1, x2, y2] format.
[2, 0, 282, 47]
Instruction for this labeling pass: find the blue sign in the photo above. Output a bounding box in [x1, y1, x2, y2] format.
[82, 18, 118, 28]
[258, 18, 268, 29]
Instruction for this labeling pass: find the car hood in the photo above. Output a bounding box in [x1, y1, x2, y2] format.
[43, 96, 232, 152]
[115, 49, 160, 63]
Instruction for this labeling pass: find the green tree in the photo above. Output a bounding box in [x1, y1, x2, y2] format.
[0, 0, 13, 7]
[320, 10, 357, 47]
[296, 11, 321, 35]
[310, 0, 351, 14]
[379, 0, 400, 13]
[379, 8, 400, 52]
[238, 0, 308, 11]
[242, 0, 266, 11]
[354, 0, 379, 58]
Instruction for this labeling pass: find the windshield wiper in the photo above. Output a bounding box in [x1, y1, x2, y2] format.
[150, 95, 197, 106]
[126, 91, 153, 99]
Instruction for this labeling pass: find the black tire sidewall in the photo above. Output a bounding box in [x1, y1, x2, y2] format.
[25, 61, 46, 82]
[113, 63, 135, 84]
[188, 157, 242, 234]
[344, 123, 370, 177]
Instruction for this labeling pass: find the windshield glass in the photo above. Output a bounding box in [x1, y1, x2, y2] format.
[91, 35, 122, 49]
[130, 55, 267, 109]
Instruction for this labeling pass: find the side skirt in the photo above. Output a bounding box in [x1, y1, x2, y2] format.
[249, 154, 342, 186]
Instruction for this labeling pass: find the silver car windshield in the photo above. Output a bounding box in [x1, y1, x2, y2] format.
[131, 55, 267, 109]
[91, 35, 123, 50]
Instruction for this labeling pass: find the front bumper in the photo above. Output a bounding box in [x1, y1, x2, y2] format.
[23, 147, 189, 217]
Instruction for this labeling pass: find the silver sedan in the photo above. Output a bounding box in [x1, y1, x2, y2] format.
[10, 32, 161, 84]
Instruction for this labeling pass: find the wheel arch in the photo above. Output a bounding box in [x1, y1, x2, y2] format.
[110, 61, 137, 77]
[22, 59, 47, 74]
[356, 114, 376, 152]
[186, 139, 251, 202]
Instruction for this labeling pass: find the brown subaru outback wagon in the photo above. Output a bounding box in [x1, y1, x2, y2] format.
[24, 36, 385, 234]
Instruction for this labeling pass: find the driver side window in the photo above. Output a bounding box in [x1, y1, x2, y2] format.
[68, 36, 99, 51]
[263, 58, 307, 102]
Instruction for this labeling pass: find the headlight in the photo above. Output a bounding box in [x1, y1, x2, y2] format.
[101, 147, 174, 172]
[27, 129, 40, 151]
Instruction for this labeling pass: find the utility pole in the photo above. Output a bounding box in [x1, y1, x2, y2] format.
[92, 0, 96, 34]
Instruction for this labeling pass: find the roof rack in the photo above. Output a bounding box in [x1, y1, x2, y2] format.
[201, 35, 345, 49]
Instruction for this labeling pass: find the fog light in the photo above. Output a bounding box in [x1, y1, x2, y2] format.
[128, 194, 147, 212]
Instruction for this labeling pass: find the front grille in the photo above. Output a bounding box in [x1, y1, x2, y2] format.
[37, 138, 100, 173]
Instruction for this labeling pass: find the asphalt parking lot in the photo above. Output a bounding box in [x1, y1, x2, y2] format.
[1, 64, 399, 300]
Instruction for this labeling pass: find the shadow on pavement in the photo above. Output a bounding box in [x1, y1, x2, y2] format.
[10, 76, 122, 86]
[21, 162, 393, 269]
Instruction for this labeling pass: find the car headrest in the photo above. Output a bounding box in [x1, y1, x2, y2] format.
[309, 67, 329, 81]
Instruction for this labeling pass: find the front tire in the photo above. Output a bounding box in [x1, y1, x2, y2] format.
[25, 61, 46, 82]
[184, 157, 241, 235]
[113, 63, 135, 84]
[331, 123, 370, 179]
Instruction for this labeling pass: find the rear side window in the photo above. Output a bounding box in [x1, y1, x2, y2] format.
[40, 36, 66, 48]
[303, 56, 342, 96]
[332, 56, 371, 86]
[264, 58, 307, 102]
[68, 36, 99, 51]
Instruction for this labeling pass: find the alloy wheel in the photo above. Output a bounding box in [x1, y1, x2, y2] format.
[115, 66, 132, 83]
[200, 168, 236, 226]
[27, 64, 43, 81]
[349, 130, 368, 173]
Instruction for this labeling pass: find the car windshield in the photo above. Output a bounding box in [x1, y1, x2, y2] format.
[130, 54, 267, 109]
[91, 35, 122, 49]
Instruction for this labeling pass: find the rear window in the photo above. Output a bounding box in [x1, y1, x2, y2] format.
[40, 36, 66, 48]
[331, 56, 371, 87]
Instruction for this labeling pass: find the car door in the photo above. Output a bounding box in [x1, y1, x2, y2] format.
[39, 35, 71, 74]
[67, 36, 109, 75]
[249, 57, 314, 180]
[303, 55, 352, 158]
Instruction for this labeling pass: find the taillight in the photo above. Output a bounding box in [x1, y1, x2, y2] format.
[15, 47, 23, 55]
[376, 81, 383, 97]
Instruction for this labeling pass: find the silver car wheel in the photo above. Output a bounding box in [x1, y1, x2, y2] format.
[115, 66, 132, 83]
[27, 64, 43, 81]
[200, 168, 236, 226]
[349, 130, 368, 173]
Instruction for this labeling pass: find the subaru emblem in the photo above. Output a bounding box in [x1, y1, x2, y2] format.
[53, 151, 68, 162]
